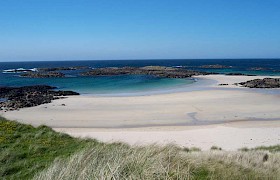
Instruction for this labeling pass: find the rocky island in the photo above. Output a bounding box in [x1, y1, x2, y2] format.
[18, 66, 90, 78]
[13, 65, 219, 78]
[199, 64, 232, 69]
[81, 66, 213, 78]
[37, 66, 89, 72]
[0, 85, 79, 111]
[239, 78, 280, 88]
[21, 71, 66, 78]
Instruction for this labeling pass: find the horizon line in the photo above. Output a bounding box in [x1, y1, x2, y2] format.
[1, 58, 280, 63]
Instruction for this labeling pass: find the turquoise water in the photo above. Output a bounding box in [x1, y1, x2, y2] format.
[0, 73, 194, 95]
[1, 59, 279, 95]
[66, 75, 194, 95]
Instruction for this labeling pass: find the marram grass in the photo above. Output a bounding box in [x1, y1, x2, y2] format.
[34, 143, 280, 180]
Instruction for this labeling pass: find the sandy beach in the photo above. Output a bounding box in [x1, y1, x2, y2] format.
[2, 75, 280, 150]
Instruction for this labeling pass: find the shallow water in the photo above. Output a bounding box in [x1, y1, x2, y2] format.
[0, 73, 195, 96]
[1, 59, 279, 95]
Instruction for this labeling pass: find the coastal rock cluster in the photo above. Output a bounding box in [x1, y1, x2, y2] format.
[239, 78, 280, 88]
[21, 71, 66, 78]
[11, 65, 247, 78]
[81, 66, 212, 78]
[20, 66, 90, 78]
[37, 66, 89, 72]
[199, 64, 232, 69]
[0, 85, 79, 111]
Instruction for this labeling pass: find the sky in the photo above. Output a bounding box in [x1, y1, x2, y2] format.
[0, 0, 280, 61]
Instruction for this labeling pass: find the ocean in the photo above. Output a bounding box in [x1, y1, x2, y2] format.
[0, 59, 279, 95]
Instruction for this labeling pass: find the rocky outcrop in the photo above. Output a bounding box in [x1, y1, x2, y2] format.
[11, 66, 91, 78]
[81, 66, 212, 78]
[17, 65, 219, 78]
[51, 90, 80, 96]
[239, 78, 280, 88]
[0, 85, 79, 111]
[21, 71, 65, 78]
[37, 66, 89, 72]
[199, 64, 232, 69]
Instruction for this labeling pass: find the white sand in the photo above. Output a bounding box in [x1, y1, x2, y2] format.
[55, 121, 280, 150]
[1, 75, 280, 150]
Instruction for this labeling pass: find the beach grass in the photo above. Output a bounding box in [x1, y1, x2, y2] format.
[34, 144, 280, 180]
[1, 116, 280, 179]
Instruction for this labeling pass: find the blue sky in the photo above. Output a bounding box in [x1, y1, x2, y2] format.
[0, 0, 280, 61]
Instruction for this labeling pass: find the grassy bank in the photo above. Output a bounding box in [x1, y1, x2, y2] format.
[0, 116, 93, 179]
[1, 116, 280, 179]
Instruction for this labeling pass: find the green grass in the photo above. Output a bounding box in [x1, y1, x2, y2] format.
[239, 145, 280, 153]
[0, 116, 94, 179]
[252, 145, 280, 152]
[1, 116, 280, 179]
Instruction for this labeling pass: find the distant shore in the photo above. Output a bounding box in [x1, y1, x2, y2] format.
[2, 74, 280, 150]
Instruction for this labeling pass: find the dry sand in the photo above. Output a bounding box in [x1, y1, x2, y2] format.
[1, 75, 280, 150]
[55, 122, 280, 150]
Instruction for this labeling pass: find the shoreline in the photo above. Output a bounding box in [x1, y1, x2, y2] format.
[2, 74, 280, 150]
[70, 74, 280, 97]
[3, 88, 280, 128]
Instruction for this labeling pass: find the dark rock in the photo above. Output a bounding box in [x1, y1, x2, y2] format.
[239, 78, 280, 88]
[21, 71, 65, 78]
[81, 66, 211, 78]
[52, 91, 80, 96]
[218, 84, 229, 86]
[199, 64, 232, 69]
[0, 85, 79, 111]
[37, 66, 89, 72]
[18, 66, 90, 78]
